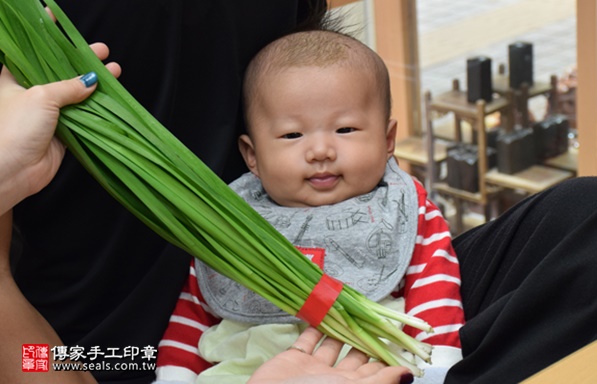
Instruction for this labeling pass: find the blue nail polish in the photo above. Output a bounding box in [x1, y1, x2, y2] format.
[80, 71, 98, 87]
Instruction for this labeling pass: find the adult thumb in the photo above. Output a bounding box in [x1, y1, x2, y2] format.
[49, 71, 98, 108]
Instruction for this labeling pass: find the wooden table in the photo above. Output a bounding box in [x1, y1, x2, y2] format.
[522, 340, 597, 383]
[393, 136, 449, 166]
[485, 165, 574, 195]
[544, 147, 578, 173]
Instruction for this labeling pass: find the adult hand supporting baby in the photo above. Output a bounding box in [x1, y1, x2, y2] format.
[248, 327, 414, 384]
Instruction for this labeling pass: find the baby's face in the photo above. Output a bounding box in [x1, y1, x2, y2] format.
[241, 65, 396, 207]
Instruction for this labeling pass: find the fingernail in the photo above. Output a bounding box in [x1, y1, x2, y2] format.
[400, 373, 414, 384]
[80, 71, 98, 87]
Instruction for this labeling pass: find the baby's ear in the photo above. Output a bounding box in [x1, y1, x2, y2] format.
[385, 119, 398, 159]
[238, 134, 259, 177]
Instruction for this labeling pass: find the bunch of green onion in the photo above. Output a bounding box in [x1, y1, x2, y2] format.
[0, 0, 433, 375]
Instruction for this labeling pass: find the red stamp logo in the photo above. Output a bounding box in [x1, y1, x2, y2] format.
[22, 344, 49, 372]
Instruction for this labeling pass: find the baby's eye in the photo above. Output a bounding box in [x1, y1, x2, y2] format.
[336, 127, 356, 134]
[282, 132, 302, 139]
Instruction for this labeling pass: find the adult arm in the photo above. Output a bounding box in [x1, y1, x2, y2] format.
[0, 43, 119, 383]
[0, 211, 96, 383]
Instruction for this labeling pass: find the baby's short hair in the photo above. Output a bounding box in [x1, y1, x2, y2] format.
[243, 29, 392, 127]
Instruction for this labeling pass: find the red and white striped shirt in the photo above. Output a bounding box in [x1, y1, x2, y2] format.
[155, 179, 464, 382]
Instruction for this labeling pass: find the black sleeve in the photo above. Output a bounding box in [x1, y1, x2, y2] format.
[447, 177, 597, 383]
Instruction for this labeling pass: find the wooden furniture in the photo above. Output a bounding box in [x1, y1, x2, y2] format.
[493, 68, 559, 127]
[543, 146, 578, 174]
[492, 67, 578, 178]
[483, 87, 574, 195]
[577, 0, 597, 176]
[326, 0, 360, 8]
[522, 340, 597, 383]
[485, 165, 573, 195]
[426, 79, 574, 234]
[486, 74, 575, 193]
[393, 135, 449, 182]
[425, 81, 509, 233]
[394, 136, 448, 166]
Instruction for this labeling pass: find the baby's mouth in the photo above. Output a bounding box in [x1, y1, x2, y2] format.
[307, 173, 339, 189]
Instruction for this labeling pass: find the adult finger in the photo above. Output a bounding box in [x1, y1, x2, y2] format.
[353, 365, 413, 384]
[88, 43, 121, 78]
[334, 346, 370, 371]
[104, 62, 122, 79]
[89, 42, 110, 62]
[372, 366, 414, 384]
[33, 72, 99, 110]
[354, 360, 391, 377]
[312, 335, 344, 366]
[0, 66, 19, 91]
[45, 6, 56, 21]
[287, 327, 324, 355]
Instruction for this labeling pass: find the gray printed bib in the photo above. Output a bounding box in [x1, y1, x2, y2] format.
[196, 158, 418, 324]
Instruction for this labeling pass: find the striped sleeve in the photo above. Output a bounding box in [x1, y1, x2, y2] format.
[397, 179, 464, 350]
[155, 262, 221, 383]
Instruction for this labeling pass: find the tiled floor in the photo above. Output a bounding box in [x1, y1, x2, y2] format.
[337, 0, 577, 111]
[418, 0, 577, 117]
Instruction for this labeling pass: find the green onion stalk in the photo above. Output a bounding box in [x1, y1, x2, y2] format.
[0, 0, 433, 375]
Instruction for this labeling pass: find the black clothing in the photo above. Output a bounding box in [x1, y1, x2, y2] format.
[446, 177, 597, 383]
[12, 1, 324, 383]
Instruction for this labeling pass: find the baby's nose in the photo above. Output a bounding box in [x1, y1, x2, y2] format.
[305, 139, 337, 162]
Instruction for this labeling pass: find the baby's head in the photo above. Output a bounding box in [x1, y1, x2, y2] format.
[239, 30, 397, 207]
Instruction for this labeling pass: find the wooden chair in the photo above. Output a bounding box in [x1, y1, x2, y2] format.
[426, 80, 574, 234]
[425, 80, 508, 234]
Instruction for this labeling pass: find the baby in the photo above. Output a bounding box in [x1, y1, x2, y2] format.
[155, 29, 464, 384]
